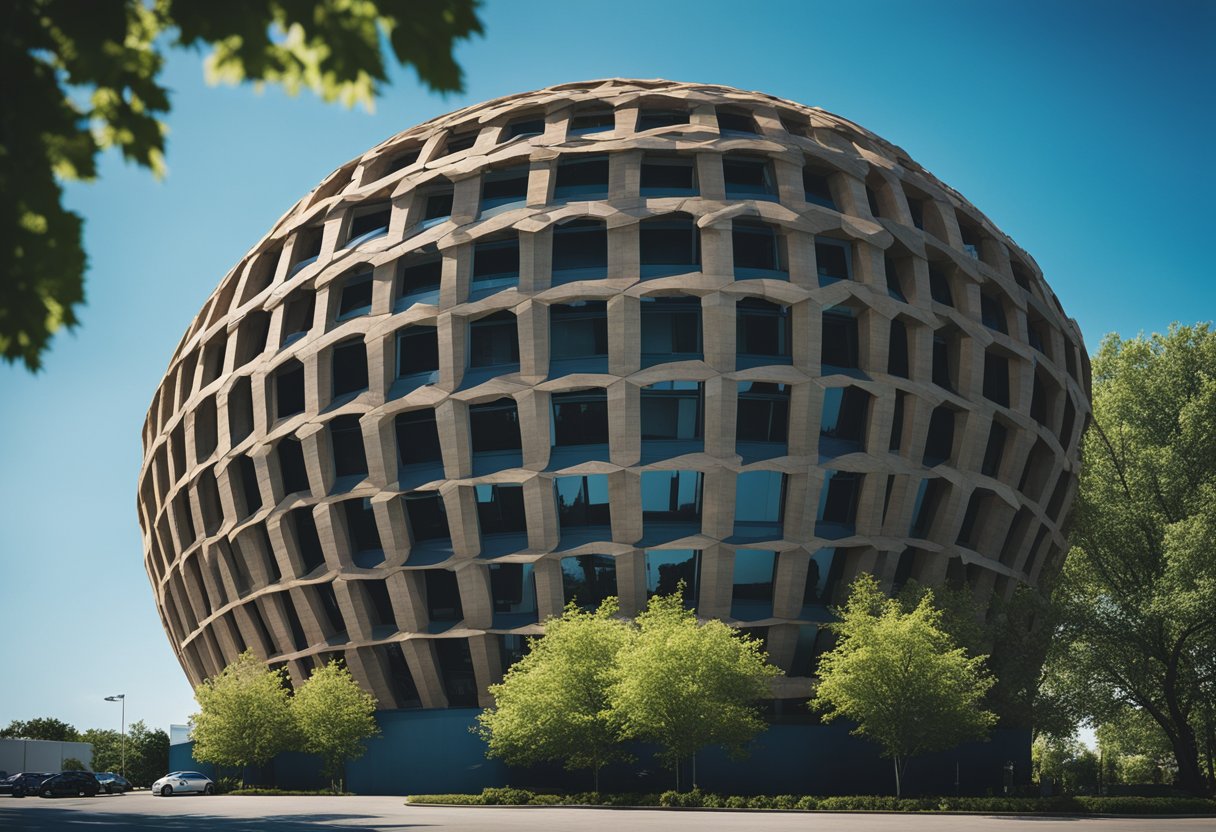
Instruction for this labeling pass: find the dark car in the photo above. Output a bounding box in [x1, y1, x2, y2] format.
[38, 771, 100, 798]
[5, 773, 53, 798]
[95, 773, 132, 794]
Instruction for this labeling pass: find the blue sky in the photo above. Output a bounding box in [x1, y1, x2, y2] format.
[1, 0, 1212, 739]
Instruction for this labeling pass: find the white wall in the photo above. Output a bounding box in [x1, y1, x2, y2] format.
[0, 739, 93, 773]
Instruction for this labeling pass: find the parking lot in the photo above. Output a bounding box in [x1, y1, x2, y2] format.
[0, 791, 1212, 831]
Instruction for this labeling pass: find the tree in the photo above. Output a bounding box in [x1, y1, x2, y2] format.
[476, 599, 635, 793]
[127, 721, 169, 787]
[60, 757, 85, 771]
[1097, 707, 1176, 786]
[189, 651, 297, 785]
[79, 728, 124, 774]
[0, 717, 79, 741]
[1032, 734, 1099, 793]
[1, 0, 484, 371]
[1043, 324, 1216, 795]
[608, 589, 782, 791]
[292, 659, 379, 792]
[812, 575, 997, 797]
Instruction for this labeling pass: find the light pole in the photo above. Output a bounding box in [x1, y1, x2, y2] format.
[104, 694, 126, 779]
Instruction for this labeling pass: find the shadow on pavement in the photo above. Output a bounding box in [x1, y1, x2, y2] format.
[0, 807, 427, 831]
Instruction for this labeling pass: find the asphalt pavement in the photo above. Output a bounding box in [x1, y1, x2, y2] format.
[0, 791, 1211, 831]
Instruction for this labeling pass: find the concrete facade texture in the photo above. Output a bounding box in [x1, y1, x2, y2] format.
[137, 80, 1091, 710]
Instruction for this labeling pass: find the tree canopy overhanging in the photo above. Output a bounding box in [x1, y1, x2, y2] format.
[0, 0, 484, 371]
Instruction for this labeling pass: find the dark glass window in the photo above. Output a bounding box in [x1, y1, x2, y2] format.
[561, 555, 616, 608]
[981, 293, 1007, 333]
[551, 389, 609, 446]
[554, 155, 608, 200]
[385, 146, 420, 173]
[803, 547, 842, 607]
[316, 582, 347, 636]
[640, 296, 702, 366]
[641, 470, 703, 523]
[290, 227, 323, 275]
[888, 318, 909, 378]
[818, 470, 862, 530]
[343, 497, 381, 556]
[469, 398, 522, 453]
[277, 437, 309, 494]
[723, 156, 775, 199]
[889, 391, 906, 451]
[395, 409, 442, 466]
[640, 215, 699, 275]
[1060, 396, 1076, 449]
[637, 108, 688, 131]
[404, 491, 449, 542]
[640, 156, 696, 196]
[237, 454, 262, 517]
[332, 339, 369, 398]
[907, 197, 925, 230]
[471, 236, 520, 296]
[378, 643, 421, 709]
[717, 108, 757, 133]
[885, 257, 907, 302]
[923, 406, 955, 466]
[1031, 373, 1050, 426]
[735, 471, 785, 523]
[981, 421, 1007, 477]
[329, 415, 368, 478]
[435, 638, 478, 707]
[641, 381, 703, 441]
[552, 220, 607, 279]
[365, 580, 397, 631]
[345, 205, 390, 248]
[737, 298, 791, 360]
[821, 387, 869, 449]
[443, 130, 477, 155]
[984, 351, 1011, 407]
[866, 185, 882, 218]
[468, 312, 519, 368]
[732, 549, 776, 618]
[504, 117, 544, 140]
[398, 250, 442, 307]
[932, 332, 956, 391]
[645, 548, 700, 603]
[736, 382, 790, 444]
[422, 188, 453, 223]
[928, 264, 954, 306]
[425, 570, 463, 621]
[555, 474, 611, 528]
[822, 309, 859, 369]
[396, 325, 439, 378]
[549, 301, 608, 361]
[815, 240, 851, 283]
[1027, 321, 1047, 355]
[803, 165, 836, 209]
[910, 478, 944, 537]
[570, 108, 615, 134]
[275, 360, 305, 419]
[281, 290, 315, 346]
[476, 484, 527, 535]
[291, 507, 325, 573]
[733, 221, 784, 275]
[480, 165, 529, 212]
[489, 562, 537, 616]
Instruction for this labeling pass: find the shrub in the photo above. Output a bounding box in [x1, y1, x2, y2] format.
[214, 777, 242, 795]
[228, 787, 352, 796]
[60, 758, 85, 771]
[480, 786, 533, 805]
[1075, 796, 1216, 815]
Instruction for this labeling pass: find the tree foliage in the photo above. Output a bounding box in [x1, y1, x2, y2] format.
[608, 589, 782, 789]
[292, 659, 379, 791]
[1, 0, 483, 370]
[0, 716, 79, 741]
[812, 574, 997, 797]
[80, 728, 123, 774]
[60, 757, 85, 771]
[189, 651, 297, 782]
[476, 599, 635, 792]
[79, 720, 169, 784]
[1032, 734, 1099, 794]
[1044, 324, 1216, 796]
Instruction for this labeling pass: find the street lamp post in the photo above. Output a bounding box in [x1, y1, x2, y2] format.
[104, 695, 126, 779]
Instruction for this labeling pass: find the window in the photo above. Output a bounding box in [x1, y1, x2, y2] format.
[329, 415, 368, 479]
[983, 350, 1011, 407]
[641, 381, 703, 442]
[733, 220, 785, 277]
[442, 129, 478, 155]
[419, 180, 453, 228]
[555, 474, 611, 528]
[928, 263, 954, 306]
[910, 478, 944, 537]
[470, 235, 520, 299]
[503, 115, 544, 140]
[570, 108, 615, 135]
[981, 292, 1007, 334]
[820, 387, 869, 453]
[274, 360, 305, 419]
[821, 308, 859, 370]
[290, 227, 323, 276]
[645, 549, 700, 604]
[469, 398, 522, 454]
[277, 437, 309, 495]
[1011, 259, 1034, 292]
[803, 163, 836, 209]
[396, 325, 439, 382]
[817, 470, 862, 535]
[344, 204, 390, 248]
[981, 420, 1008, 477]
[889, 391, 906, 451]
[489, 562, 537, 619]
[803, 547, 842, 607]
[468, 311, 519, 369]
[234, 311, 271, 368]
[1030, 371, 1052, 427]
[736, 298, 791, 364]
[549, 301, 608, 366]
[640, 296, 702, 366]
[561, 555, 616, 608]
[640, 214, 700, 277]
[397, 249, 442, 308]
[404, 491, 449, 542]
[331, 338, 369, 398]
[551, 389, 609, 447]
[957, 490, 995, 548]
[815, 239, 851, 284]
[640, 155, 697, 196]
[923, 406, 955, 466]
[732, 549, 776, 619]
[641, 470, 703, 524]
[717, 107, 757, 134]
[377, 643, 421, 709]
[735, 471, 785, 526]
[365, 580, 397, 632]
[395, 409, 442, 467]
[383, 146, 420, 175]
[480, 165, 529, 213]
[888, 318, 909, 378]
[236, 454, 262, 518]
[343, 497, 382, 565]
[932, 329, 957, 391]
[723, 156, 775, 199]
[425, 570, 462, 621]
[435, 638, 478, 706]
[636, 108, 688, 131]
[554, 155, 608, 200]
[885, 257, 908, 302]
[281, 290, 315, 347]
[229, 375, 254, 442]
[552, 220, 607, 282]
[1060, 396, 1076, 449]
[291, 507, 325, 573]
[736, 382, 790, 445]
[1027, 318, 1049, 356]
[316, 582, 347, 637]
[337, 269, 374, 320]
[475, 483, 527, 535]
[957, 216, 983, 259]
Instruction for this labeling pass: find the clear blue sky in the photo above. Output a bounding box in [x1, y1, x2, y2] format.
[1, 0, 1212, 739]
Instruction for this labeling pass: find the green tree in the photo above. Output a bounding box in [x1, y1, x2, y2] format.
[1097, 707, 1177, 786]
[476, 599, 635, 793]
[60, 757, 85, 771]
[609, 589, 782, 791]
[812, 575, 997, 797]
[127, 721, 170, 787]
[1, 0, 484, 371]
[0, 717, 79, 741]
[1043, 324, 1216, 796]
[1032, 734, 1099, 793]
[79, 728, 124, 774]
[189, 651, 298, 785]
[292, 659, 379, 792]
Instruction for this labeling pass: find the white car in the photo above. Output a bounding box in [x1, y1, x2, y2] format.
[151, 772, 215, 796]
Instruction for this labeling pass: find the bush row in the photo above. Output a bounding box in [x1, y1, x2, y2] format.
[228, 787, 352, 796]
[406, 787, 1216, 814]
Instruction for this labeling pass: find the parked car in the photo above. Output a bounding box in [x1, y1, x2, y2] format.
[4, 773, 53, 797]
[38, 771, 100, 797]
[94, 773, 132, 794]
[151, 772, 214, 796]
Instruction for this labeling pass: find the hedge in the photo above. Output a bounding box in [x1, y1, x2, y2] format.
[406, 787, 1216, 814]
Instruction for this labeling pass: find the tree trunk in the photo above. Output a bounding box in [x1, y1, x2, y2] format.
[893, 756, 902, 798]
[593, 760, 599, 796]
[675, 757, 680, 793]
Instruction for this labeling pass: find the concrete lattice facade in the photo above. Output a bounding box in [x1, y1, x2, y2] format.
[138, 80, 1090, 711]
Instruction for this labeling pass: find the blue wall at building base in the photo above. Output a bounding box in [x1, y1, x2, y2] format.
[170, 708, 1029, 797]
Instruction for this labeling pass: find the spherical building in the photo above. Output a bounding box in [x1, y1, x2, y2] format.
[140, 79, 1089, 789]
